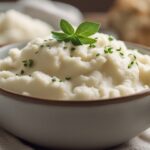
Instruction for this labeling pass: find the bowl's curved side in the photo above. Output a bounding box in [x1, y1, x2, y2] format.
[0, 92, 150, 149]
[125, 42, 150, 52]
[0, 42, 27, 58]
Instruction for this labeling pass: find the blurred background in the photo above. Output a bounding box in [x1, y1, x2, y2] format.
[0, 0, 115, 12]
[0, 0, 150, 46]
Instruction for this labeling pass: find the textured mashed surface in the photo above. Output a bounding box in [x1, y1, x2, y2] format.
[0, 10, 52, 45]
[0, 33, 150, 100]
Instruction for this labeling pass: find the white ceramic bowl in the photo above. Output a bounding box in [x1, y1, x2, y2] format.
[0, 42, 150, 149]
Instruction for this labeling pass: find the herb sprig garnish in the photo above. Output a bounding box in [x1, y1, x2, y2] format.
[52, 19, 100, 46]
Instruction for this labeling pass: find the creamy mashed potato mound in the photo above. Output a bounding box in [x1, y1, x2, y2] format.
[0, 33, 150, 100]
[0, 10, 52, 45]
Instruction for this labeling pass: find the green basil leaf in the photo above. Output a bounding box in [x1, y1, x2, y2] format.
[52, 32, 68, 41]
[78, 36, 96, 44]
[60, 19, 74, 35]
[52, 20, 100, 46]
[70, 36, 82, 45]
[76, 22, 100, 36]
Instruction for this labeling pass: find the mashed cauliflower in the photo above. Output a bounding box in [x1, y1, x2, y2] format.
[0, 10, 52, 45]
[0, 33, 149, 100]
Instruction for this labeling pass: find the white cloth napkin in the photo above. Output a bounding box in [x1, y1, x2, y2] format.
[0, 128, 150, 150]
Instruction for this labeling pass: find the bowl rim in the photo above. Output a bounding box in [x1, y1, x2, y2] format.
[0, 88, 150, 106]
[0, 41, 150, 106]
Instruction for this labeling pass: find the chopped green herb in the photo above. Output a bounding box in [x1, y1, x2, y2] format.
[52, 19, 100, 46]
[108, 36, 114, 41]
[65, 77, 71, 80]
[71, 47, 76, 51]
[20, 70, 25, 75]
[22, 59, 34, 68]
[116, 48, 124, 57]
[128, 54, 137, 68]
[128, 61, 134, 68]
[60, 79, 63, 82]
[119, 52, 124, 56]
[116, 48, 122, 51]
[63, 46, 67, 49]
[89, 44, 96, 48]
[96, 53, 100, 57]
[128, 54, 136, 59]
[35, 51, 39, 54]
[133, 55, 136, 59]
[40, 45, 44, 48]
[46, 44, 50, 47]
[104, 47, 113, 54]
[52, 78, 56, 82]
